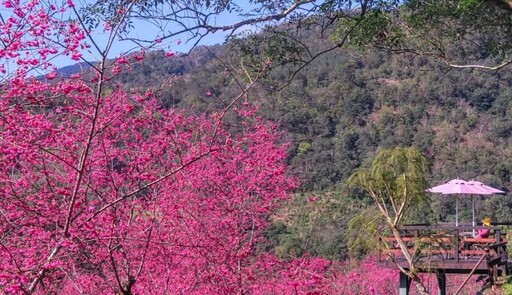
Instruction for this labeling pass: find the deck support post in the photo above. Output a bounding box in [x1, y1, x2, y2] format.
[436, 271, 446, 295]
[399, 272, 411, 295]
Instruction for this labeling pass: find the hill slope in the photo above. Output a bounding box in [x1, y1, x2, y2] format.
[86, 35, 512, 259]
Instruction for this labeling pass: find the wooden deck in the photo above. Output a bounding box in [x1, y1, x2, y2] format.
[378, 225, 510, 275]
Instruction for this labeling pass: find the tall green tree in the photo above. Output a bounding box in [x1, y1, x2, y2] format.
[348, 146, 431, 295]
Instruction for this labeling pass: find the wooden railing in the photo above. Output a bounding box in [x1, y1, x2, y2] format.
[379, 225, 508, 265]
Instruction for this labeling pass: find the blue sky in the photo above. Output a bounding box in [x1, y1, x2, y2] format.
[66, 0, 258, 67]
[0, 0, 261, 72]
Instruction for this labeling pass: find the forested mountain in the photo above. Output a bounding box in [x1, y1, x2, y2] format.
[103, 34, 512, 259]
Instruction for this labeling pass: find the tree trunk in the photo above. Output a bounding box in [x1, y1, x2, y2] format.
[390, 227, 431, 295]
[412, 276, 431, 295]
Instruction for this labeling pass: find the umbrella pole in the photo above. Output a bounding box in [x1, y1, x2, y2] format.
[456, 197, 459, 227]
[472, 195, 475, 236]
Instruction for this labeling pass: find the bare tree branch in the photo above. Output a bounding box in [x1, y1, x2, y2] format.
[446, 59, 512, 70]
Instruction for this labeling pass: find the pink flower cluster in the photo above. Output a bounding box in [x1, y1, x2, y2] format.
[0, 76, 299, 293]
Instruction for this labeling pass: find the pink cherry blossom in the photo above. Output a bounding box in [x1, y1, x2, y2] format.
[44, 71, 56, 79]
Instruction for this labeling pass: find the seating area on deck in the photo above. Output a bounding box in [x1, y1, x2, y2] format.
[379, 224, 510, 274]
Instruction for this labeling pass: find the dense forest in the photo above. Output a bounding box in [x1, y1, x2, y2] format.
[102, 32, 512, 261]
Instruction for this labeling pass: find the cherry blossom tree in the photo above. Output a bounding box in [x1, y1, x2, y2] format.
[246, 255, 398, 294]
[0, 0, 299, 293]
[0, 72, 300, 293]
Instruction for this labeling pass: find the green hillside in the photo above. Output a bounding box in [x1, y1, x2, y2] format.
[108, 34, 512, 259]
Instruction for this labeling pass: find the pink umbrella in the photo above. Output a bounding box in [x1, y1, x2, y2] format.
[427, 179, 505, 226]
[467, 180, 505, 194]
